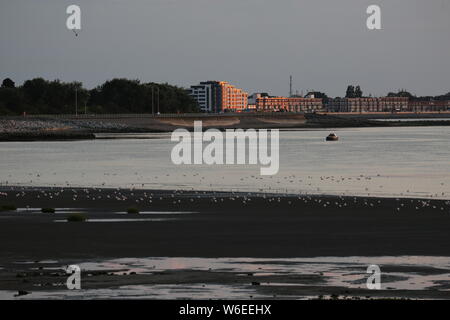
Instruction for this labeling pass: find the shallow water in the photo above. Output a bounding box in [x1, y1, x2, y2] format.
[374, 118, 450, 122]
[1, 127, 449, 199]
[53, 218, 174, 223]
[75, 256, 450, 291]
[2, 256, 450, 300]
[0, 284, 263, 300]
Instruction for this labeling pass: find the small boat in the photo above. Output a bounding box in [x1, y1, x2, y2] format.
[326, 133, 339, 141]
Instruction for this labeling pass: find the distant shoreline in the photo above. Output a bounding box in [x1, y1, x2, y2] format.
[0, 131, 96, 142]
[1, 112, 450, 142]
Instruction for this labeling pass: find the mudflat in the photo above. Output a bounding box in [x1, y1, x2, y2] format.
[1, 186, 450, 261]
[1, 186, 450, 299]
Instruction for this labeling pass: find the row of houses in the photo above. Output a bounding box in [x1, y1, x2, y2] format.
[327, 97, 450, 113]
[187, 81, 450, 113]
[327, 97, 409, 112]
[247, 93, 323, 113]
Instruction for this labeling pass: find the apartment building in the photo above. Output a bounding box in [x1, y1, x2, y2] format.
[187, 81, 248, 112]
[408, 100, 450, 112]
[379, 97, 410, 112]
[250, 93, 323, 113]
[327, 97, 409, 112]
[187, 82, 215, 112]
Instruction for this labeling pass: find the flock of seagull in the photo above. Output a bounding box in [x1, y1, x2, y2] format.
[1, 176, 449, 213]
[1, 170, 448, 201]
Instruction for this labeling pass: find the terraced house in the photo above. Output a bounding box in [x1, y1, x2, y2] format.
[327, 97, 409, 112]
[248, 93, 323, 113]
[327, 97, 449, 113]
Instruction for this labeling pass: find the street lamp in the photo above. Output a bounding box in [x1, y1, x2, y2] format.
[84, 92, 90, 115]
[75, 87, 78, 116]
[148, 84, 160, 115]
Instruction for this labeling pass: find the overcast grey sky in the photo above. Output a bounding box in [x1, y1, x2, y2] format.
[0, 0, 449, 97]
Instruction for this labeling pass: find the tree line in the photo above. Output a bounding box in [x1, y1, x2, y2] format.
[345, 85, 363, 98]
[0, 77, 199, 115]
[386, 89, 450, 101]
[342, 85, 450, 101]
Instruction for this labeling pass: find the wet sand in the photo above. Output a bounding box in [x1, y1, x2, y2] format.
[2, 262, 450, 300]
[1, 186, 450, 299]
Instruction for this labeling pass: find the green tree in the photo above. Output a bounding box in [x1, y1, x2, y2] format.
[306, 91, 329, 103]
[1, 78, 15, 88]
[387, 90, 414, 98]
[0, 86, 24, 114]
[345, 85, 355, 98]
[0, 77, 199, 115]
[90, 79, 199, 114]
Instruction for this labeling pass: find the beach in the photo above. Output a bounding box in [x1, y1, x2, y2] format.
[1, 186, 450, 299]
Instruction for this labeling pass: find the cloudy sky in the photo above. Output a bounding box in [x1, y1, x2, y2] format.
[0, 0, 449, 97]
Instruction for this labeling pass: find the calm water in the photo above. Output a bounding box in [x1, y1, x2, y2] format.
[2, 256, 450, 299]
[374, 118, 450, 122]
[1, 126, 449, 199]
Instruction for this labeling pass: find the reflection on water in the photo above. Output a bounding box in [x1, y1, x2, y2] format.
[3, 256, 449, 300]
[77, 256, 450, 291]
[53, 218, 174, 223]
[1, 127, 450, 199]
[115, 211, 195, 215]
[374, 118, 450, 122]
[0, 284, 263, 300]
[94, 133, 171, 139]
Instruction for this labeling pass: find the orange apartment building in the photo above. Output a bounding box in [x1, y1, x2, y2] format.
[219, 81, 248, 112]
[187, 81, 247, 112]
[249, 93, 323, 113]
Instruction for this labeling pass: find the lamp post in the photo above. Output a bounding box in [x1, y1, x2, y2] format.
[75, 87, 78, 116]
[149, 85, 160, 115]
[84, 92, 90, 115]
[151, 86, 154, 115]
[156, 86, 160, 114]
